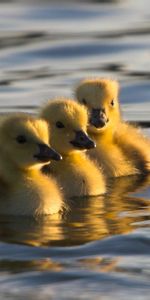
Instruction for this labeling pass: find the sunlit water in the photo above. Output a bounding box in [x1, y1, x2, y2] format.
[0, 0, 150, 299]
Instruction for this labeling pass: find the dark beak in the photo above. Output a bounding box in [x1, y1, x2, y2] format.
[90, 108, 109, 128]
[70, 130, 95, 150]
[34, 144, 62, 162]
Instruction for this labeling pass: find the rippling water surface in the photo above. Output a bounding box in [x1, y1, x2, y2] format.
[0, 0, 150, 299]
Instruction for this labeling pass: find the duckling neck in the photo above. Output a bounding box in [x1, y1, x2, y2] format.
[51, 150, 86, 169]
[62, 150, 86, 160]
[90, 128, 114, 144]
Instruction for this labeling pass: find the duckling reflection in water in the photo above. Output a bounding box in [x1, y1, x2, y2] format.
[105, 174, 150, 235]
[1, 174, 149, 247]
[76, 78, 150, 178]
[0, 113, 64, 216]
[65, 173, 150, 244]
[40, 98, 106, 198]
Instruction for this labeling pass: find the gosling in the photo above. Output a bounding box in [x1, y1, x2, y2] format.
[0, 113, 63, 216]
[40, 98, 106, 198]
[75, 78, 150, 177]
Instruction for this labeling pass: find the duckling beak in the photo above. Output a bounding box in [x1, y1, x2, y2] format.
[70, 130, 95, 150]
[34, 144, 62, 162]
[90, 108, 109, 128]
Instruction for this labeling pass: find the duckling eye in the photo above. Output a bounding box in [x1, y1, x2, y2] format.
[111, 99, 115, 107]
[56, 121, 65, 129]
[82, 98, 87, 105]
[16, 135, 27, 144]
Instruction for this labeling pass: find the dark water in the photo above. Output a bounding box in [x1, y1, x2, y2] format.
[0, 0, 150, 299]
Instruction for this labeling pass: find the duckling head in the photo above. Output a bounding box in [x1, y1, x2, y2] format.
[40, 98, 95, 155]
[76, 78, 121, 135]
[0, 113, 62, 170]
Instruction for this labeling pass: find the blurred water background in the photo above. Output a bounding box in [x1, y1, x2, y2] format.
[0, 0, 150, 299]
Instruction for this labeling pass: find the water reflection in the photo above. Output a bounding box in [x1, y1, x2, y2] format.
[0, 174, 149, 248]
[0, 258, 63, 274]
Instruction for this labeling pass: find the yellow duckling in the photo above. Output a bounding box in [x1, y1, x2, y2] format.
[0, 113, 63, 216]
[75, 78, 150, 177]
[40, 98, 106, 198]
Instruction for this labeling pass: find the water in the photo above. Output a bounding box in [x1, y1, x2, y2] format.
[0, 0, 150, 299]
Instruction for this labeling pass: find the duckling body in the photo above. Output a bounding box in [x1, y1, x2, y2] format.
[0, 166, 62, 216]
[50, 151, 105, 198]
[76, 78, 150, 177]
[40, 99, 106, 198]
[115, 122, 150, 171]
[0, 114, 63, 216]
[89, 131, 137, 178]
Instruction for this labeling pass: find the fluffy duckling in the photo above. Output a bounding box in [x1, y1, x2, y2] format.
[76, 78, 150, 177]
[0, 113, 63, 216]
[40, 98, 106, 198]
